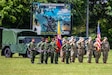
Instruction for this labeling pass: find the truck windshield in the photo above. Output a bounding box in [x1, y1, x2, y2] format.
[18, 31, 37, 36]
[24, 38, 41, 44]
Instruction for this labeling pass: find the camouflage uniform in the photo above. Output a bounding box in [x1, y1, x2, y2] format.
[55, 47, 60, 64]
[93, 38, 101, 63]
[61, 38, 66, 62]
[77, 37, 85, 63]
[29, 39, 36, 64]
[50, 38, 57, 63]
[37, 38, 45, 63]
[62, 40, 71, 64]
[69, 37, 77, 62]
[101, 37, 110, 63]
[44, 38, 50, 64]
[85, 37, 93, 63]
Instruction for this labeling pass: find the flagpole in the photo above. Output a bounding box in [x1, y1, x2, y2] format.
[86, 0, 89, 37]
[98, 21, 100, 27]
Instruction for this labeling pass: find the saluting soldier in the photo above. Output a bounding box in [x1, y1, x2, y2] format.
[77, 37, 85, 63]
[93, 38, 101, 63]
[61, 38, 66, 62]
[44, 38, 50, 64]
[101, 37, 110, 63]
[62, 39, 71, 64]
[85, 37, 93, 63]
[29, 38, 36, 64]
[50, 38, 57, 64]
[69, 36, 77, 63]
[37, 37, 45, 64]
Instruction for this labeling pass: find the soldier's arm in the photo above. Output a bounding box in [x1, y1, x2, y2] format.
[76, 41, 81, 48]
[93, 42, 98, 48]
[49, 43, 51, 50]
[36, 42, 41, 49]
[54, 42, 57, 50]
[48, 43, 51, 50]
[62, 44, 66, 50]
[28, 43, 31, 51]
[42, 42, 45, 50]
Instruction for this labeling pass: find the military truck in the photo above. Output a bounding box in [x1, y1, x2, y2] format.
[1, 29, 42, 58]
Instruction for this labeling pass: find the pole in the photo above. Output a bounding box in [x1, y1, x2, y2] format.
[86, 0, 89, 37]
[30, 2, 33, 29]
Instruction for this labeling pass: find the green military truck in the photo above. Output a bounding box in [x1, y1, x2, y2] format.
[1, 29, 42, 58]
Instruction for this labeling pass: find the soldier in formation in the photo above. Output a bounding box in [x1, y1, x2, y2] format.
[77, 37, 85, 63]
[49, 37, 59, 64]
[44, 38, 50, 64]
[93, 38, 101, 63]
[50, 38, 56, 63]
[37, 37, 45, 64]
[54, 38, 60, 64]
[29, 36, 110, 64]
[101, 37, 110, 63]
[61, 38, 66, 62]
[69, 36, 77, 63]
[85, 37, 93, 63]
[28, 38, 36, 64]
[62, 39, 71, 64]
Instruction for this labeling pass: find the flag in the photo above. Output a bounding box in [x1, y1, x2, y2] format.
[96, 22, 101, 51]
[56, 21, 62, 49]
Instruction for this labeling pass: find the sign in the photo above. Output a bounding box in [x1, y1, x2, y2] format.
[32, 3, 71, 35]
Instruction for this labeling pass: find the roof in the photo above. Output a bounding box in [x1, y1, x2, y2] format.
[3, 29, 35, 34]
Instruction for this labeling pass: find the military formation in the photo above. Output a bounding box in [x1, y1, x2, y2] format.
[28, 36, 110, 64]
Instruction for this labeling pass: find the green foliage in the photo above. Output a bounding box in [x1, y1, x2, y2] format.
[0, 0, 112, 46]
[0, 0, 30, 28]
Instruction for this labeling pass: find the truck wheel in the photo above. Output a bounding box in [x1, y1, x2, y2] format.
[4, 48, 12, 58]
[27, 50, 31, 58]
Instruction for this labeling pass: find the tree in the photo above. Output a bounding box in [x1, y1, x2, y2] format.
[0, 0, 31, 28]
[0, 0, 112, 45]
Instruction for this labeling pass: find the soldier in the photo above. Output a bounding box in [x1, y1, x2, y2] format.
[62, 39, 71, 64]
[77, 37, 85, 63]
[54, 37, 60, 64]
[37, 37, 45, 64]
[50, 38, 57, 64]
[93, 38, 101, 63]
[69, 36, 77, 63]
[61, 38, 66, 62]
[85, 37, 93, 63]
[101, 37, 110, 63]
[55, 46, 60, 64]
[44, 38, 50, 64]
[29, 38, 36, 64]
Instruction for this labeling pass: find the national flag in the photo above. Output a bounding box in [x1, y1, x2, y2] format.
[96, 22, 101, 51]
[56, 21, 62, 49]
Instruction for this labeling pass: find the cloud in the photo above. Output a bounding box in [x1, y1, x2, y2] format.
[57, 9, 70, 15]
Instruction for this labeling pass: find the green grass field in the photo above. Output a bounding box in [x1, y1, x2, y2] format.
[0, 50, 112, 75]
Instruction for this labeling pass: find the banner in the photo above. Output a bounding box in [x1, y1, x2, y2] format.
[32, 3, 71, 35]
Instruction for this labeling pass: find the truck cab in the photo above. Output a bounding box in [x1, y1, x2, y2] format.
[1, 29, 41, 58]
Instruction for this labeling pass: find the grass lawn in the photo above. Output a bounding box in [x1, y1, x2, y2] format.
[0, 50, 112, 75]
